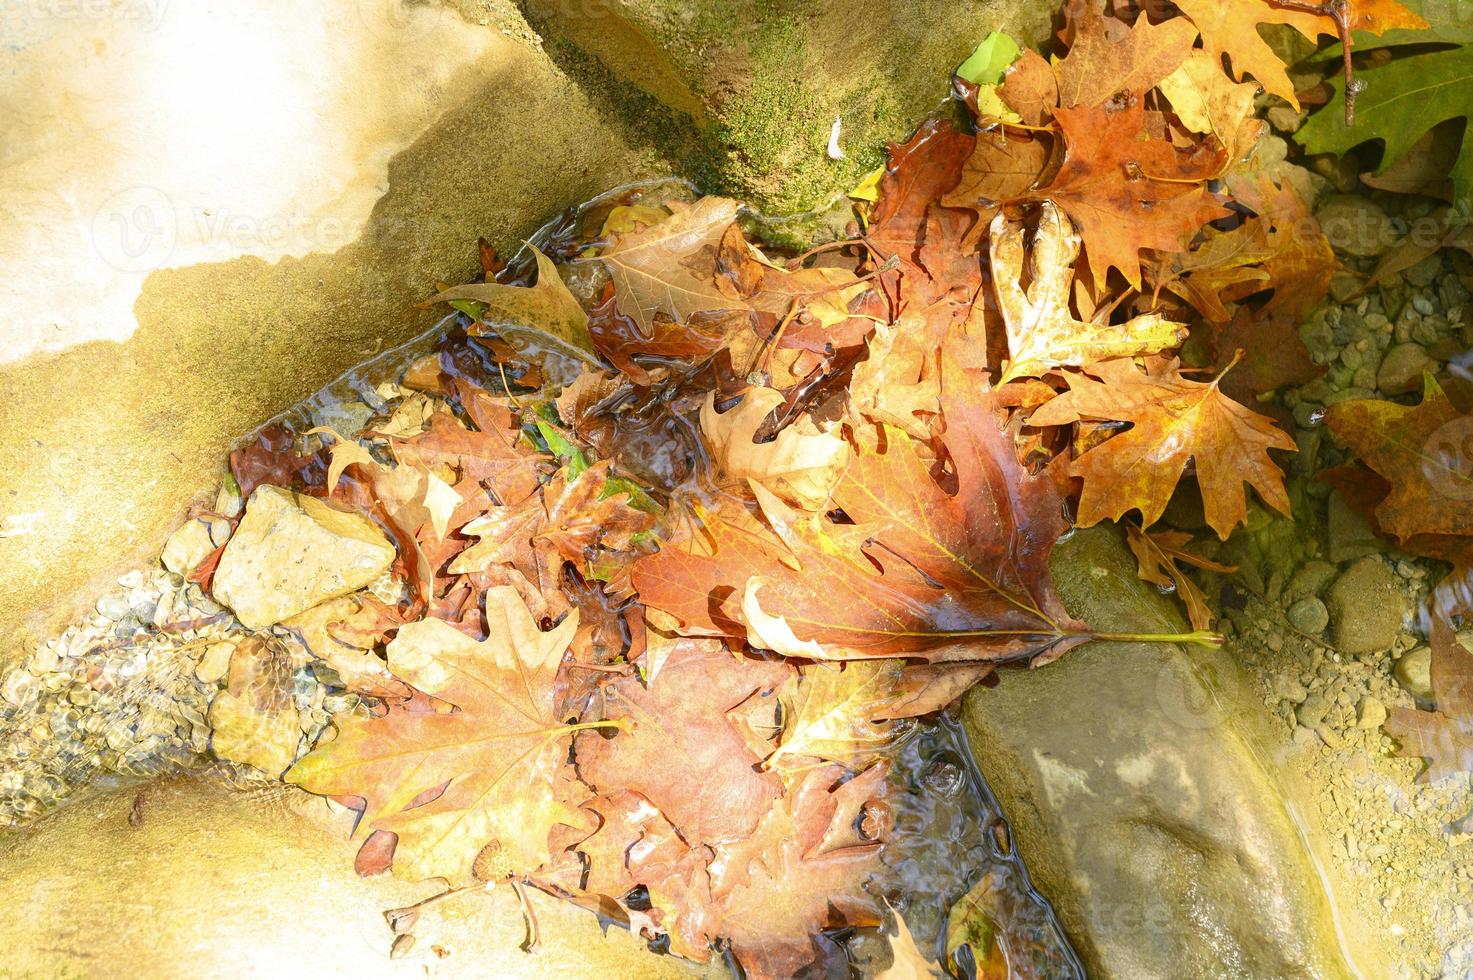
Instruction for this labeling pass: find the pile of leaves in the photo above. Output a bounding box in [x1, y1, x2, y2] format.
[199, 0, 1473, 973]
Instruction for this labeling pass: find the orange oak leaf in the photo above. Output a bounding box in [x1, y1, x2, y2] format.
[286, 588, 595, 884]
[633, 355, 1091, 662]
[1323, 376, 1473, 542]
[1031, 102, 1230, 290]
[1028, 357, 1295, 538]
[1385, 614, 1473, 787]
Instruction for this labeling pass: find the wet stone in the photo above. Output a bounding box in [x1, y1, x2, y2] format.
[1326, 558, 1405, 655]
[1287, 597, 1330, 635]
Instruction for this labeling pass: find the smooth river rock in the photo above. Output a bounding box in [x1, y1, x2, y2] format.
[0, 778, 718, 979]
[212, 485, 396, 630]
[963, 526, 1355, 979]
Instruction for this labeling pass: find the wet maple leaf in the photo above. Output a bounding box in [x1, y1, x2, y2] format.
[1028, 357, 1295, 538]
[1157, 49, 1262, 165]
[575, 641, 791, 843]
[764, 660, 909, 771]
[1126, 524, 1236, 632]
[989, 202, 1184, 383]
[1053, 8, 1196, 108]
[1323, 376, 1473, 542]
[1212, 306, 1324, 404]
[1385, 615, 1473, 788]
[1175, 0, 1425, 110]
[1032, 102, 1230, 290]
[634, 355, 1090, 662]
[709, 763, 889, 979]
[287, 588, 595, 883]
[595, 196, 747, 336]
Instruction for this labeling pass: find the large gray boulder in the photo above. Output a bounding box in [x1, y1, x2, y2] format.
[963, 526, 1355, 979]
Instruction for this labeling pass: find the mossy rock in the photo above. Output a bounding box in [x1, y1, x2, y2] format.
[522, 0, 1055, 213]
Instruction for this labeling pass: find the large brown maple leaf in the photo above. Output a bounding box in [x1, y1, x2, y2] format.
[633, 355, 1090, 662]
[1031, 102, 1230, 290]
[1028, 357, 1295, 539]
[287, 588, 597, 883]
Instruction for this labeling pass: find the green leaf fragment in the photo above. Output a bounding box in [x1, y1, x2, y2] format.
[1297, 44, 1473, 209]
[957, 31, 1020, 86]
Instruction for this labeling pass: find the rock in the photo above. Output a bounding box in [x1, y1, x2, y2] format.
[1356, 696, 1388, 730]
[1288, 560, 1338, 598]
[1376, 343, 1435, 396]
[1394, 647, 1433, 701]
[95, 593, 131, 622]
[1296, 693, 1330, 728]
[1287, 596, 1330, 635]
[1273, 675, 1309, 703]
[962, 527, 1353, 979]
[1326, 491, 1383, 563]
[1315, 195, 1396, 258]
[211, 486, 395, 631]
[1325, 558, 1405, 655]
[161, 519, 218, 577]
[195, 642, 236, 684]
[0, 779, 716, 978]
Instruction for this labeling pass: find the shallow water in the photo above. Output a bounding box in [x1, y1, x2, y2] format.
[0, 179, 1082, 976]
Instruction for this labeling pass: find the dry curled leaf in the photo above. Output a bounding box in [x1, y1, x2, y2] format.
[990, 203, 1184, 383]
[1125, 524, 1235, 631]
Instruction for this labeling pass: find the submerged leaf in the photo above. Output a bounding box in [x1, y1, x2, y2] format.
[431, 246, 596, 362]
[287, 588, 590, 883]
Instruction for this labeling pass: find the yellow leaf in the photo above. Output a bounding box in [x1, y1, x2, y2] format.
[699, 388, 850, 509]
[431, 245, 596, 362]
[990, 203, 1184, 384]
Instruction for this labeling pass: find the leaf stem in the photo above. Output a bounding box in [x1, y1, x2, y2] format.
[1086, 629, 1224, 648]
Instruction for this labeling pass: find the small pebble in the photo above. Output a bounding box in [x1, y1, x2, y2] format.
[195, 643, 236, 685]
[1357, 696, 1388, 730]
[1286, 596, 1330, 635]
